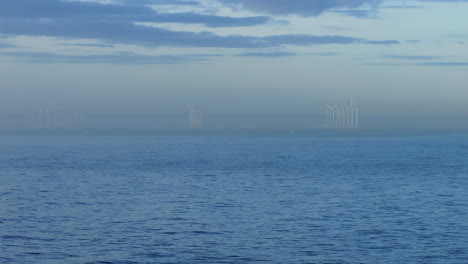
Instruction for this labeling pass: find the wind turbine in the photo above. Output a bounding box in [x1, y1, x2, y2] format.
[355, 106, 359, 128]
[326, 105, 338, 128]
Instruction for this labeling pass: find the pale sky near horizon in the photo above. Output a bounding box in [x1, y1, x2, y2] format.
[0, 0, 467, 130]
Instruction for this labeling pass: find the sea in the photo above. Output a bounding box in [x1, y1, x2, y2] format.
[1, 131, 468, 264]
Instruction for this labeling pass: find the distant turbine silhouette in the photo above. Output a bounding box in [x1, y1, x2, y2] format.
[188, 106, 203, 129]
[326, 98, 359, 129]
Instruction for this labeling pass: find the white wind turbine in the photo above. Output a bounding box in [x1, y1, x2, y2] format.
[326, 105, 338, 128]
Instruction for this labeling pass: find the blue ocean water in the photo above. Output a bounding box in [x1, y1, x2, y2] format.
[1, 132, 468, 264]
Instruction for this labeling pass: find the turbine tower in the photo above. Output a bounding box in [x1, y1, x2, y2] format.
[188, 106, 203, 129]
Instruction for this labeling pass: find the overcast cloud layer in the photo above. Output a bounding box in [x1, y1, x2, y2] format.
[221, 0, 383, 16]
[0, 0, 400, 51]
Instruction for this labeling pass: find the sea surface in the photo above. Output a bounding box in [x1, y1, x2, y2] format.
[1, 132, 468, 264]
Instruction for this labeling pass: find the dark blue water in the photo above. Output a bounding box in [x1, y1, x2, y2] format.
[1, 133, 468, 264]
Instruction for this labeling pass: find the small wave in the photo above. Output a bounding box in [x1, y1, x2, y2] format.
[141, 252, 175, 258]
[24, 252, 44, 256]
[85, 261, 140, 264]
[190, 230, 223, 235]
[2, 235, 55, 242]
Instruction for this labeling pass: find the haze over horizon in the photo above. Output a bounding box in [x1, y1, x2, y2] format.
[0, 0, 467, 130]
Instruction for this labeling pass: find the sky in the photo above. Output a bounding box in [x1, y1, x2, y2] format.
[0, 0, 467, 130]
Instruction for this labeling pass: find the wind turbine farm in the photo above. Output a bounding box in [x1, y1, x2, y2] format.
[326, 98, 359, 129]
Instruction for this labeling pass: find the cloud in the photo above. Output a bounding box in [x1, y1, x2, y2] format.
[364, 61, 468, 67]
[383, 55, 438, 60]
[218, 0, 468, 18]
[333, 9, 377, 18]
[307, 52, 341, 56]
[448, 34, 468, 38]
[383, 5, 423, 9]
[264, 34, 362, 45]
[0, 43, 15, 49]
[0, 50, 341, 63]
[115, 0, 200, 5]
[0, 0, 399, 52]
[60, 43, 116, 48]
[0, 17, 398, 48]
[363, 40, 399, 44]
[143, 13, 270, 27]
[220, 0, 384, 16]
[0, 51, 220, 64]
[323, 26, 352, 31]
[259, 35, 398, 46]
[0, 19, 263, 48]
[0, 49, 343, 63]
[237, 51, 296, 57]
[364, 62, 404, 66]
[0, 37, 14, 48]
[262, 35, 394, 46]
[406, 39, 421, 43]
[418, 62, 468, 66]
[0, 0, 270, 28]
[420, 0, 468, 2]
